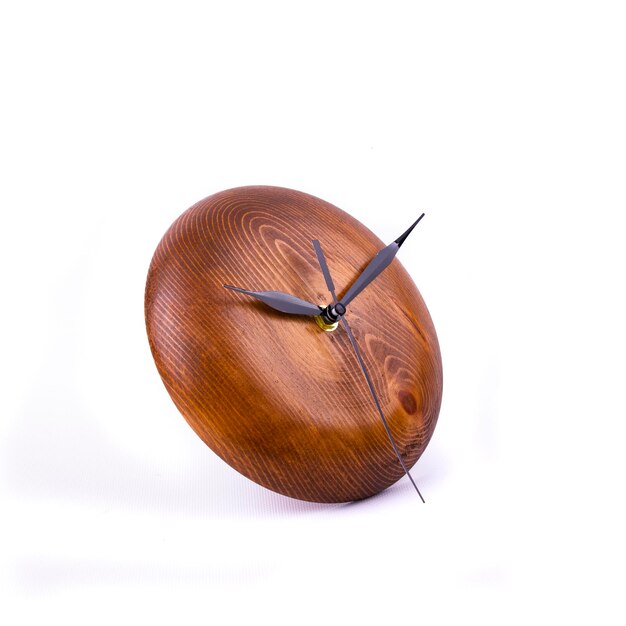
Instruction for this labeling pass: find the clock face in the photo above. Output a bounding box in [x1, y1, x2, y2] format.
[145, 186, 443, 503]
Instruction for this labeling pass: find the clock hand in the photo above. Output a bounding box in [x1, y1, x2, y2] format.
[339, 317, 425, 503]
[312, 240, 338, 301]
[223, 285, 322, 317]
[312, 240, 425, 503]
[312, 240, 348, 325]
[339, 213, 425, 309]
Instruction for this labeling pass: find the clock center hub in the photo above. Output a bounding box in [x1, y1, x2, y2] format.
[314, 315, 338, 332]
[321, 302, 345, 322]
[316, 302, 346, 332]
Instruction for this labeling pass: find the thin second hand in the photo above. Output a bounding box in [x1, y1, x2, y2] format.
[339, 316, 425, 503]
[312, 239, 338, 303]
[312, 239, 425, 502]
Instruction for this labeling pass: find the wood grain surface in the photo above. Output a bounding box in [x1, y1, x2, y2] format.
[145, 186, 443, 502]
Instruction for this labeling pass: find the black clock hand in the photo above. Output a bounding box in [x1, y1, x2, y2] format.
[312, 240, 425, 503]
[312, 240, 338, 301]
[340, 213, 425, 308]
[340, 318, 425, 503]
[223, 285, 322, 317]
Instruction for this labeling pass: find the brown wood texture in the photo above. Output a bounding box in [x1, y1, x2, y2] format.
[145, 186, 443, 502]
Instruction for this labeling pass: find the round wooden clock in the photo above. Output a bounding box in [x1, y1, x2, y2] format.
[145, 186, 442, 503]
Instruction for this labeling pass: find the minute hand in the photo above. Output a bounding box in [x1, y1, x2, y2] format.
[340, 213, 424, 308]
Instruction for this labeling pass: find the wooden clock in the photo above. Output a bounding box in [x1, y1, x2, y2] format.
[145, 186, 443, 503]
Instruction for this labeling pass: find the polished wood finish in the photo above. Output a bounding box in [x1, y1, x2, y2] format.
[145, 186, 443, 502]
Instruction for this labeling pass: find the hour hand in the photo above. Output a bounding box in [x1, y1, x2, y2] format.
[223, 285, 322, 317]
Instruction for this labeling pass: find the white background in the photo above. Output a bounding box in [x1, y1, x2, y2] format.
[1, 1, 625, 624]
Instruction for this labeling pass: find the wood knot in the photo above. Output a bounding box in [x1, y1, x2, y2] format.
[398, 390, 417, 415]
